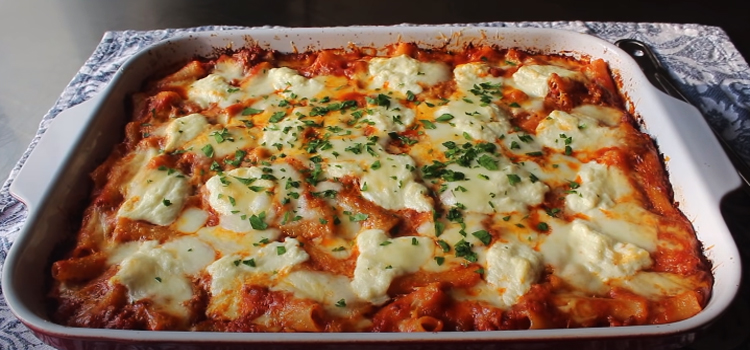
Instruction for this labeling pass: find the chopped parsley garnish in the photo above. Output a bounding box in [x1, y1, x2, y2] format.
[366, 94, 391, 108]
[434, 256, 445, 266]
[277, 246, 287, 255]
[335, 299, 347, 307]
[389, 132, 418, 146]
[232, 176, 255, 185]
[380, 240, 392, 246]
[529, 173, 539, 183]
[242, 107, 263, 116]
[224, 149, 246, 166]
[211, 128, 233, 143]
[269, 111, 286, 123]
[565, 145, 573, 156]
[309, 106, 329, 116]
[345, 143, 363, 154]
[435, 221, 445, 237]
[518, 134, 533, 143]
[437, 240, 451, 253]
[507, 174, 521, 186]
[219, 176, 231, 186]
[478, 154, 499, 170]
[306, 162, 325, 186]
[419, 119, 437, 129]
[349, 213, 369, 222]
[406, 90, 416, 101]
[162, 199, 172, 206]
[201, 144, 214, 158]
[454, 240, 478, 262]
[371, 160, 382, 170]
[471, 230, 492, 245]
[545, 208, 561, 217]
[441, 169, 465, 182]
[507, 174, 522, 186]
[435, 113, 455, 122]
[509, 102, 521, 108]
[249, 212, 268, 230]
[446, 207, 463, 222]
[569, 181, 581, 189]
[537, 222, 549, 231]
[260, 174, 277, 181]
[154, 277, 162, 283]
[312, 189, 338, 198]
[210, 161, 222, 172]
[411, 237, 419, 246]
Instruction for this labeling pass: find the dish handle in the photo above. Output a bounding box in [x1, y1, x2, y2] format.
[651, 89, 744, 202]
[9, 97, 100, 211]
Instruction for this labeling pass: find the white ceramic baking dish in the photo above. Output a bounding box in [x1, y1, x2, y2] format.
[2, 26, 742, 350]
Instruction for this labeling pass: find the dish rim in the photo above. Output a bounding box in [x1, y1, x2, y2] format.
[2, 25, 742, 345]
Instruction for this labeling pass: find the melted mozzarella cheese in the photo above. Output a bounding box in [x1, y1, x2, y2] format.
[260, 116, 306, 151]
[117, 154, 189, 226]
[205, 167, 275, 218]
[568, 220, 652, 281]
[173, 207, 209, 233]
[486, 241, 544, 307]
[453, 62, 505, 95]
[213, 58, 245, 83]
[536, 110, 623, 151]
[184, 126, 257, 159]
[268, 67, 325, 99]
[164, 113, 209, 152]
[540, 219, 652, 294]
[206, 238, 309, 319]
[433, 99, 511, 142]
[111, 237, 215, 317]
[361, 102, 416, 134]
[360, 154, 432, 212]
[272, 270, 359, 316]
[613, 272, 697, 299]
[440, 162, 548, 214]
[317, 136, 380, 179]
[206, 163, 308, 228]
[188, 74, 234, 109]
[368, 55, 450, 95]
[351, 229, 433, 305]
[511, 64, 583, 97]
[566, 161, 618, 212]
[197, 225, 282, 257]
[571, 104, 624, 127]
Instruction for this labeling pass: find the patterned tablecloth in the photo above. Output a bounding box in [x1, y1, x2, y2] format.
[1, 22, 749, 350]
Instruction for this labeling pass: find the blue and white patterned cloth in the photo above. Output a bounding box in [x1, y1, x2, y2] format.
[1, 22, 748, 350]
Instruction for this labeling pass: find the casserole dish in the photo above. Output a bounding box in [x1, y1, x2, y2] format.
[1, 26, 742, 349]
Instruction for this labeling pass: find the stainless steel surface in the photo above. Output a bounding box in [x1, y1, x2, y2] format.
[1, 0, 749, 183]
